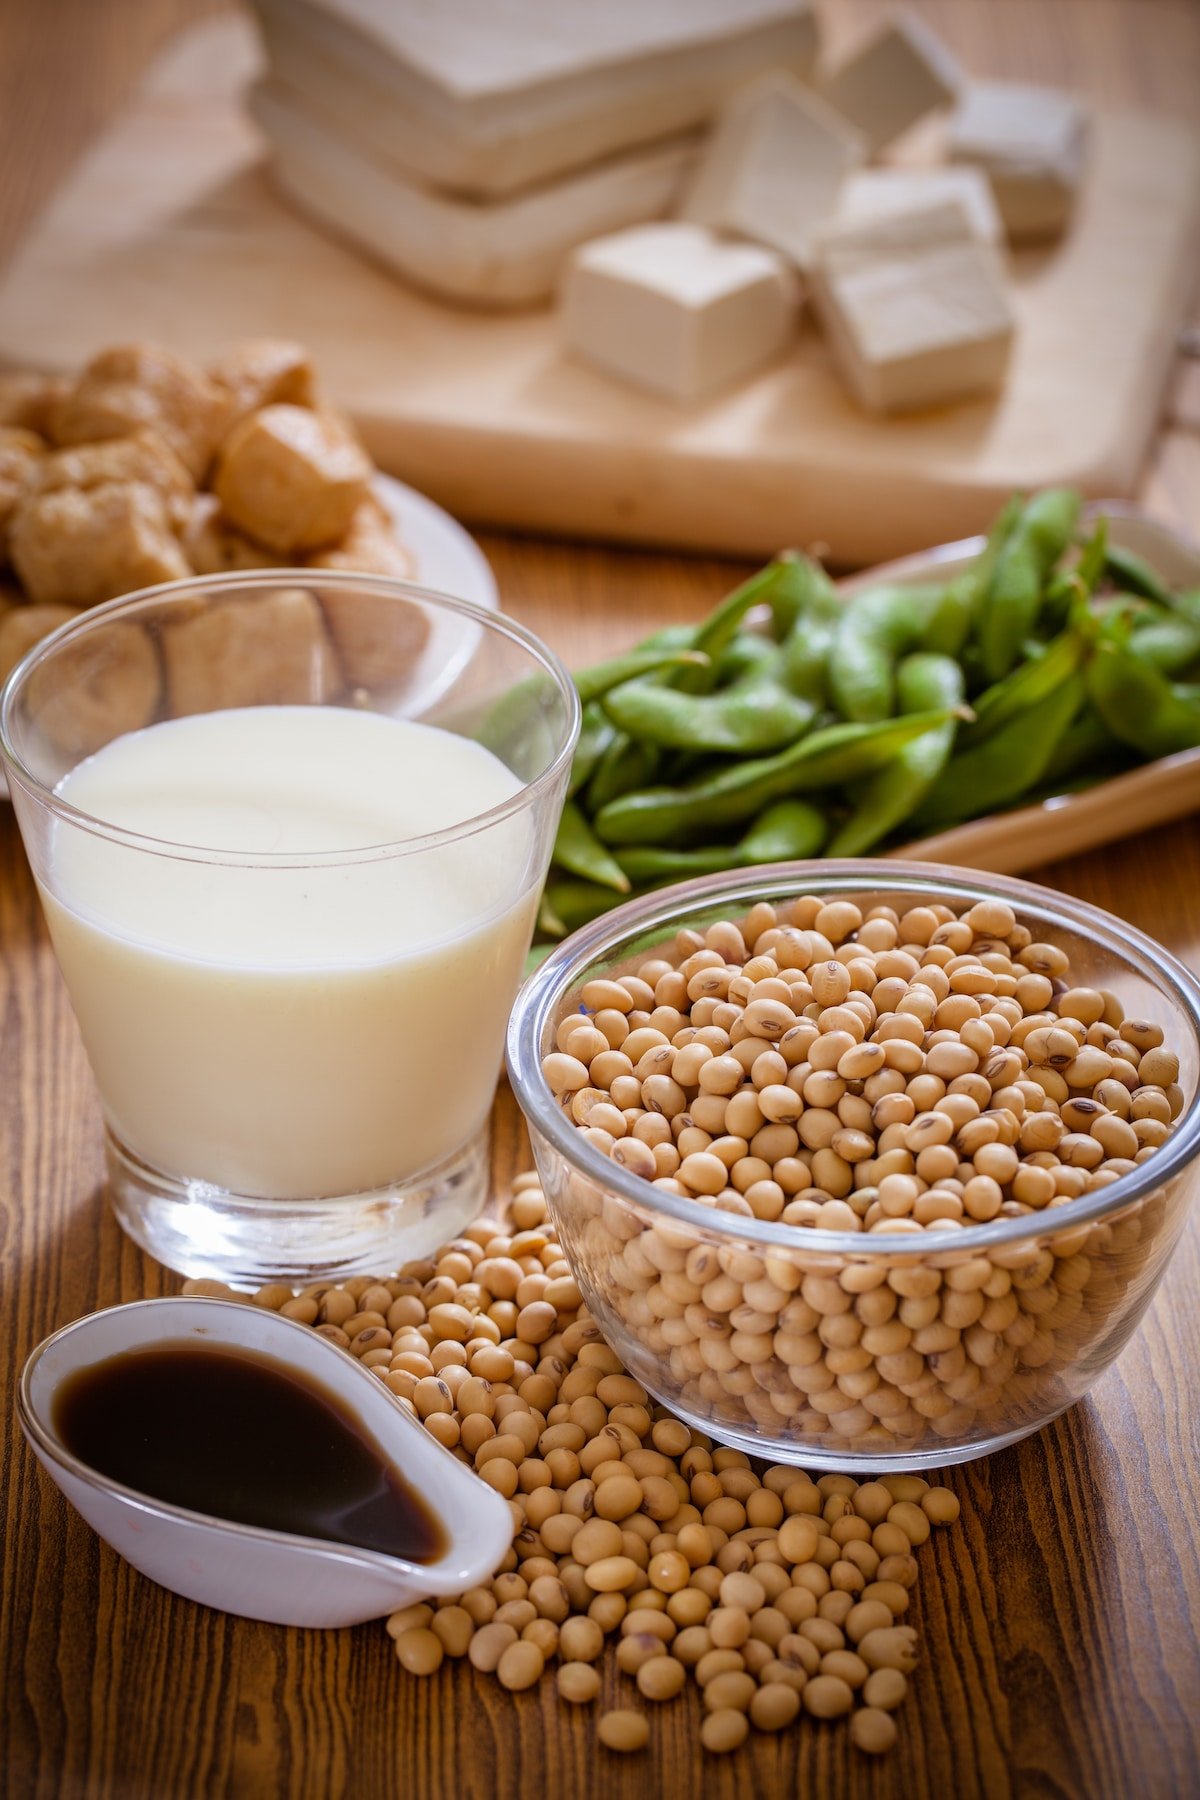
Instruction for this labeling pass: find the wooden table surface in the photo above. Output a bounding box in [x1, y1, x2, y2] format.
[1, 5, 1198, 1798]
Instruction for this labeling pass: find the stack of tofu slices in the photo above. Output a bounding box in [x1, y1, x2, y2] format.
[249, 1, 1089, 413]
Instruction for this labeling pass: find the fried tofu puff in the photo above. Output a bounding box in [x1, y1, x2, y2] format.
[306, 496, 428, 689]
[213, 404, 371, 554]
[22, 615, 163, 760]
[9, 481, 190, 607]
[0, 602, 79, 686]
[50, 344, 230, 481]
[34, 430, 195, 529]
[0, 372, 71, 437]
[0, 427, 44, 562]
[178, 493, 279, 576]
[208, 339, 316, 427]
[161, 586, 342, 715]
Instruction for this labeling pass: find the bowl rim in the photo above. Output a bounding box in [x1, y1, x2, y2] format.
[17, 1294, 510, 1584]
[507, 859, 1200, 1259]
[0, 568, 581, 868]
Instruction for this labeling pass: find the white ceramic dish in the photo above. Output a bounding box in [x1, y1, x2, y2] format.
[18, 1296, 512, 1628]
[373, 470, 499, 711]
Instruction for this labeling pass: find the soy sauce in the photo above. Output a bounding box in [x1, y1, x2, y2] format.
[53, 1341, 446, 1563]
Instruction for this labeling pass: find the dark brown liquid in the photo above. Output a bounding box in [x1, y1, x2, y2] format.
[53, 1341, 446, 1563]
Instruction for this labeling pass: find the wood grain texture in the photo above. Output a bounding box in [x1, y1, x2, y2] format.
[1, 5, 1199, 1800]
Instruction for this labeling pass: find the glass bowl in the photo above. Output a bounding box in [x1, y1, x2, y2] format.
[507, 863, 1200, 1471]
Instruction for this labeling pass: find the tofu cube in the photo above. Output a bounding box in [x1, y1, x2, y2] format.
[810, 201, 1015, 414]
[818, 9, 963, 155]
[678, 72, 865, 271]
[837, 166, 1005, 248]
[562, 223, 796, 402]
[213, 404, 371, 553]
[948, 81, 1089, 240]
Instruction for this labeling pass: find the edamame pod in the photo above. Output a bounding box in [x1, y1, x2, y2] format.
[827, 584, 966, 723]
[552, 800, 630, 893]
[1101, 541, 1174, 607]
[976, 489, 1080, 682]
[1040, 707, 1123, 788]
[585, 732, 660, 812]
[1087, 643, 1200, 758]
[1129, 609, 1200, 678]
[567, 701, 618, 798]
[614, 844, 736, 884]
[959, 624, 1090, 746]
[601, 641, 819, 753]
[667, 559, 803, 695]
[913, 673, 1086, 830]
[766, 551, 841, 641]
[593, 708, 957, 846]
[737, 798, 828, 862]
[537, 878, 620, 940]
[574, 646, 710, 704]
[827, 654, 964, 856]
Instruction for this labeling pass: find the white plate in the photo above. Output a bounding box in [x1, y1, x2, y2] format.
[0, 475, 497, 798]
[373, 471, 499, 713]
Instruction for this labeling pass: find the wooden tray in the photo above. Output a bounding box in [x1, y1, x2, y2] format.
[0, 15, 1198, 564]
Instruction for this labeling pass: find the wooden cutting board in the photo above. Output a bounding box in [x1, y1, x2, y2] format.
[0, 14, 1198, 565]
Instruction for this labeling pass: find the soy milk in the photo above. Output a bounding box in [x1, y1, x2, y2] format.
[43, 706, 537, 1198]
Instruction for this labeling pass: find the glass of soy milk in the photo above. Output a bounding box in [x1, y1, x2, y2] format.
[0, 572, 579, 1286]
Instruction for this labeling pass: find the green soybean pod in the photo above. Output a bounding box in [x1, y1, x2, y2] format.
[977, 489, 1080, 683]
[602, 644, 818, 755]
[585, 733, 660, 812]
[1129, 610, 1200, 677]
[1040, 707, 1123, 789]
[761, 550, 840, 639]
[1087, 643, 1200, 759]
[959, 624, 1090, 747]
[552, 800, 631, 894]
[736, 798, 828, 864]
[669, 559, 804, 696]
[826, 654, 964, 857]
[826, 583, 950, 723]
[913, 672, 1086, 830]
[567, 702, 619, 799]
[593, 708, 956, 846]
[1101, 540, 1175, 607]
[573, 645, 710, 704]
[537, 878, 620, 940]
[614, 844, 736, 884]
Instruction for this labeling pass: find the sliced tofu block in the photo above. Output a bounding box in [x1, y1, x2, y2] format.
[678, 73, 865, 272]
[837, 166, 1004, 247]
[562, 223, 796, 402]
[250, 81, 697, 308]
[817, 9, 963, 155]
[809, 202, 1014, 414]
[251, 0, 818, 197]
[948, 81, 1089, 240]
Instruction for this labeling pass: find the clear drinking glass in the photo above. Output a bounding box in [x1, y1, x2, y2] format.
[0, 571, 578, 1287]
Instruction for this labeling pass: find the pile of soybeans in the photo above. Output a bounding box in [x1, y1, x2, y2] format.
[185, 1171, 959, 1759]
